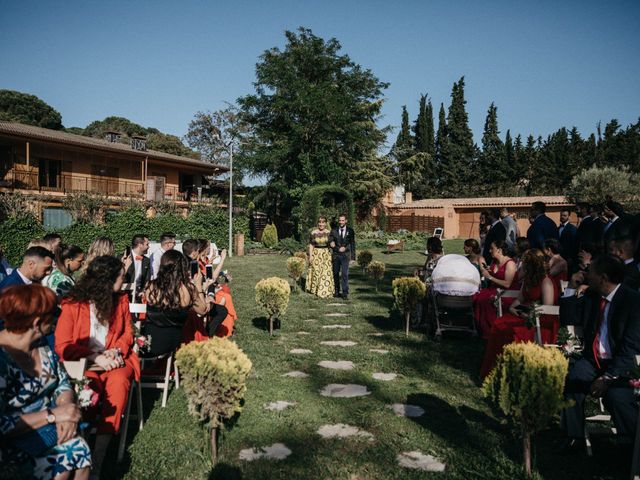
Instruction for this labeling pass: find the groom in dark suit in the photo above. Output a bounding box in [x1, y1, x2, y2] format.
[329, 214, 356, 300]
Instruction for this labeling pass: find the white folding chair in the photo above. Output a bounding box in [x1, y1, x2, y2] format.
[496, 289, 520, 317]
[139, 351, 180, 408]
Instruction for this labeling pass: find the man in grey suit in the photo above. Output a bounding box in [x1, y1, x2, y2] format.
[500, 207, 519, 251]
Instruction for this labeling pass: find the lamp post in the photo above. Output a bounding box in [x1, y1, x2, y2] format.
[228, 143, 233, 257]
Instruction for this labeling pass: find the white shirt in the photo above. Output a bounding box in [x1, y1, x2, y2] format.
[340, 227, 346, 238]
[88, 303, 109, 353]
[559, 221, 568, 237]
[597, 284, 620, 360]
[16, 268, 32, 285]
[150, 248, 166, 280]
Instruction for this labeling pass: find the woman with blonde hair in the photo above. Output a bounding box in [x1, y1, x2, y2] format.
[79, 237, 115, 276]
[306, 216, 334, 298]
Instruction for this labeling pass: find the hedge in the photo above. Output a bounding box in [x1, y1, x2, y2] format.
[299, 185, 355, 235]
[0, 206, 249, 265]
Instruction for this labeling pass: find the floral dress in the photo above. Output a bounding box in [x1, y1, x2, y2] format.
[305, 229, 335, 298]
[43, 269, 75, 300]
[0, 345, 91, 479]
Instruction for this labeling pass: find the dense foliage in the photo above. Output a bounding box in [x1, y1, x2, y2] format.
[286, 256, 306, 291]
[483, 342, 569, 476]
[175, 337, 252, 429]
[566, 165, 638, 204]
[391, 78, 640, 199]
[299, 185, 355, 235]
[0, 89, 63, 129]
[356, 250, 373, 273]
[255, 276, 291, 334]
[238, 27, 391, 220]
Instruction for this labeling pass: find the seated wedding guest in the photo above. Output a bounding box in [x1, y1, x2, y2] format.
[576, 242, 602, 273]
[56, 256, 140, 477]
[480, 249, 559, 378]
[424, 237, 444, 279]
[208, 242, 222, 265]
[513, 237, 530, 287]
[0, 285, 91, 480]
[543, 238, 568, 282]
[43, 244, 85, 300]
[123, 234, 151, 303]
[142, 250, 214, 357]
[43, 233, 63, 253]
[463, 238, 485, 274]
[474, 239, 517, 339]
[196, 238, 211, 274]
[607, 236, 640, 290]
[0, 246, 54, 291]
[500, 207, 519, 250]
[482, 208, 507, 262]
[526, 201, 558, 250]
[79, 237, 116, 277]
[27, 239, 52, 250]
[560, 254, 640, 451]
[150, 232, 177, 280]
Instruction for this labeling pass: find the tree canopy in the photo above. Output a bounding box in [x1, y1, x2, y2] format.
[238, 27, 391, 220]
[0, 89, 63, 130]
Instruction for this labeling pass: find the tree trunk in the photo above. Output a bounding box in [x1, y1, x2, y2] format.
[405, 311, 410, 336]
[211, 426, 218, 464]
[522, 427, 532, 477]
[269, 316, 274, 336]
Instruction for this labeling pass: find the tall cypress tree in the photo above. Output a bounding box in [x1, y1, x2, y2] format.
[446, 77, 476, 196]
[413, 95, 428, 152]
[504, 129, 514, 181]
[426, 99, 435, 156]
[523, 135, 538, 195]
[435, 103, 450, 195]
[480, 102, 507, 190]
[513, 134, 524, 184]
[393, 106, 418, 192]
[411, 95, 436, 199]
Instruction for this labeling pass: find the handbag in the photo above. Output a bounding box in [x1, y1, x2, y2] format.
[12, 422, 58, 456]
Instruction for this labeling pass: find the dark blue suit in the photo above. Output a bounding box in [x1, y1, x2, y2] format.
[0, 269, 26, 291]
[526, 214, 558, 250]
[558, 222, 577, 261]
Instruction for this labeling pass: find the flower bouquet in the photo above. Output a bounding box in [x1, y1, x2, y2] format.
[72, 378, 100, 409]
[132, 322, 152, 354]
[556, 326, 583, 359]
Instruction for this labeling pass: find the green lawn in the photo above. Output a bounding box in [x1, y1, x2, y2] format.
[110, 242, 628, 480]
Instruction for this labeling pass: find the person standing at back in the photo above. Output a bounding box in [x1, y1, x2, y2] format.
[558, 209, 578, 265]
[329, 214, 356, 300]
[482, 208, 507, 262]
[526, 201, 559, 250]
[150, 232, 177, 280]
[123, 234, 151, 303]
[500, 207, 518, 251]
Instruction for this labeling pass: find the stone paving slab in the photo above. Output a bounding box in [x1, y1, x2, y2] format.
[388, 403, 425, 417]
[290, 348, 313, 354]
[282, 371, 309, 378]
[320, 340, 357, 347]
[397, 451, 445, 472]
[238, 443, 292, 461]
[317, 423, 374, 440]
[319, 384, 371, 398]
[318, 360, 355, 370]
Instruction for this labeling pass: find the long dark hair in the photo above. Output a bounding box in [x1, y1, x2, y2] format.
[146, 250, 194, 309]
[68, 255, 123, 324]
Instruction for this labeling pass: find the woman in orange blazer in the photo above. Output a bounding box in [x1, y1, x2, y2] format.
[56, 255, 140, 477]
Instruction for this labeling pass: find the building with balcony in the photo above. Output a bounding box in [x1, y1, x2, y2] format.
[0, 121, 228, 227]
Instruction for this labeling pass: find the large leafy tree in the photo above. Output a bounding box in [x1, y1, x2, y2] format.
[0, 89, 63, 130]
[238, 27, 390, 219]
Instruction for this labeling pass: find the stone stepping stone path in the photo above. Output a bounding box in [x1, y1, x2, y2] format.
[264, 401, 296, 411]
[296, 331, 310, 335]
[367, 332, 385, 337]
[324, 312, 349, 317]
[318, 360, 355, 370]
[389, 403, 425, 417]
[282, 371, 309, 378]
[397, 451, 446, 472]
[239, 443, 292, 461]
[317, 423, 374, 441]
[319, 384, 371, 398]
[369, 348, 389, 354]
[322, 324, 351, 329]
[289, 348, 313, 354]
[304, 319, 317, 323]
[327, 303, 347, 307]
[372, 372, 397, 381]
[320, 340, 357, 347]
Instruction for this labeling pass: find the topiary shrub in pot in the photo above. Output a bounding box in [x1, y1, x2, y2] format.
[286, 256, 306, 292]
[392, 277, 426, 336]
[261, 223, 278, 249]
[366, 260, 385, 291]
[175, 337, 252, 463]
[482, 342, 569, 477]
[255, 277, 290, 335]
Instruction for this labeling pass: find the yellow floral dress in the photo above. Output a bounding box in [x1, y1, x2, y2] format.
[306, 229, 335, 298]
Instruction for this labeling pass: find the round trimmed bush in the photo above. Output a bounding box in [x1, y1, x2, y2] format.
[255, 277, 290, 334]
[357, 250, 373, 273]
[262, 223, 278, 248]
[367, 260, 385, 291]
[392, 277, 426, 335]
[286, 257, 306, 291]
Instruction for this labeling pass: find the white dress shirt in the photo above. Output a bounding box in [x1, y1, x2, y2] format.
[597, 284, 620, 360]
[88, 303, 109, 353]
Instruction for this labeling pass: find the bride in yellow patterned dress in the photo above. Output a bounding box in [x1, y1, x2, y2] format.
[305, 216, 335, 298]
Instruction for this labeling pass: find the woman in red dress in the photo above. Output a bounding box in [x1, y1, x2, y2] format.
[473, 239, 517, 339]
[480, 249, 559, 379]
[544, 238, 569, 283]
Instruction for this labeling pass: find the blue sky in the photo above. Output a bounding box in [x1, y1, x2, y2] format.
[1, 0, 639, 150]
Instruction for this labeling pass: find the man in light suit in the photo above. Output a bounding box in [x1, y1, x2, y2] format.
[329, 214, 356, 300]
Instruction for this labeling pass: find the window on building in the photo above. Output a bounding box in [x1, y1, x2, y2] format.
[43, 207, 73, 230]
